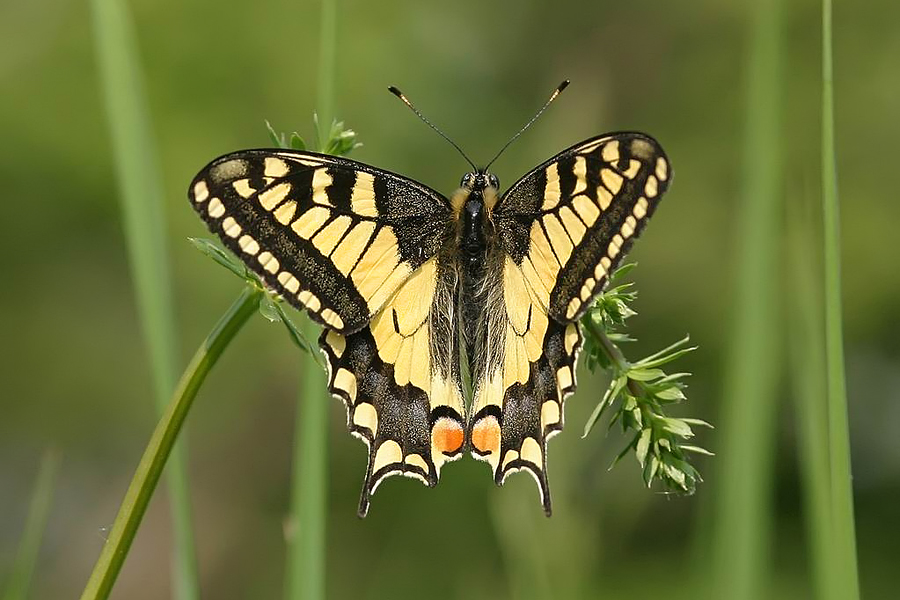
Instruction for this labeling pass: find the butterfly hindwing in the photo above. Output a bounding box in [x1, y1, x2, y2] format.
[189, 149, 453, 334]
[320, 257, 466, 516]
[468, 258, 581, 514]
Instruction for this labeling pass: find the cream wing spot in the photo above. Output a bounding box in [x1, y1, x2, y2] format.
[644, 174, 659, 198]
[291, 206, 331, 238]
[572, 194, 600, 225]
[350, 172, 378, 217]
[311, 215, 351, 256]
[601, 140, 620, 162]
[277, 271, 300, 294]
[520, 437, 542, 466]
[209, 159, 248, 183]
[274, 200, 297, 225]
[501, 449, 520, 470]
[222, 216, 241, 238]
[207, 197, 225, 219]
[232, 179, 256, 198]
[564, 324, 579, 354]
[311, 168, 333, 205]
[556, 366, 573, 391]
[542, 162, 560, 210]
[264, 156, 290, 178]
[405, 453, 429, 472]
[655, 156, 669, 181]
[334, 368, 357, 403]
[259, 182, 291, 210]
[238, 234, 259, 256]
[598, 186, 613, 210]
[352, 403, 378, 434]
[601, 168, 623, 194]
[621, 159, 642, 179]
[622, 215, 637, 238]
[325, 329, 345, 357]
[331, 221, 376, 276]
[541, 400, 560, 430]
[571, 156, 588, 195]
[566, 297, 581, 320]
[257, 251, 279, 274]
[193, 180, 209, 203]
[543, 214, 574, 266]
[558, 205, 587, 245]
[634, 197, 649, 219]
[372, 440, 403, 473]
[321, 308, 344, 329]
[298, 290, 321, 312]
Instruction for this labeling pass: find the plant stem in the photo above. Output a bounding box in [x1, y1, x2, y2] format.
[583, 319, 641, 398]
[88, 0, 197, 596]
[79, 287, 262, 600]
[821, 0, 860, 596]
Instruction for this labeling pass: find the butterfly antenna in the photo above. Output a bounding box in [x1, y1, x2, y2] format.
[484, 80, 570, 172]
[388, 86, 478, 172]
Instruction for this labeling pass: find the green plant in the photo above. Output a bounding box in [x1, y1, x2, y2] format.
[580, 264, 711, 492]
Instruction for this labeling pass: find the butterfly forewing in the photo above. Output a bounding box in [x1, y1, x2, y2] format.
[189, 149, 453, 333]
[495, 132, 670, 322]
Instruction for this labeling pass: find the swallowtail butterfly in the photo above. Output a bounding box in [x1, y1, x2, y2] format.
[188, 82, 671, 516]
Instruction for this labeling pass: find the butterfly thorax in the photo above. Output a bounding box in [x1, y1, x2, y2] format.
[454, 172, 503, 385]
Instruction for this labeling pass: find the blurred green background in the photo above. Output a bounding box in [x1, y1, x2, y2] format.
[1, 0, 898, 598]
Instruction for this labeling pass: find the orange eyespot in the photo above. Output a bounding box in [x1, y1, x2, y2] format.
[471, 416, 500, 455]
[432, 417, 464, 454]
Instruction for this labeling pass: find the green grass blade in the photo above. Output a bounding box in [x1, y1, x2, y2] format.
[821, 0, 860, 596]
[88, 0, 197, 597]
[787, 206, 838, 600]
[708, 0, 783, 597]
[285, 3, 335, 599]
[79, 288, 262, 600]
[2, 451, 59, 600]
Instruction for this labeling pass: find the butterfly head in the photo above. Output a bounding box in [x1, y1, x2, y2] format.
[460, 171, 500, 192]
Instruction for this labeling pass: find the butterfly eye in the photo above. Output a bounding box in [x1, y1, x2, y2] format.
[460, 173, 474, 188]
[487, 174, 500, 189]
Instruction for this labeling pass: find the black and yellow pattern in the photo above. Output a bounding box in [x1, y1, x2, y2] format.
[188, 131, 670, 516]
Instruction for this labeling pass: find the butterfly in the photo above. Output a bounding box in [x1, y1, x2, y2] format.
[187, 84, 670, 516]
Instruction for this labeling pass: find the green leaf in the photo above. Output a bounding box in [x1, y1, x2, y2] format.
[662, 418, 695, 438]
[610, 262, 637, 280]
[189, 238, 250, 281]
[626, 368, 665, 382]
[289, 133, 306, 150]
[258, 294, 280, 322]
[635, 428, 652, 468]
[265, 120, 285, 147]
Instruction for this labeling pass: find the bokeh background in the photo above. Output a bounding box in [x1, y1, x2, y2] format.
[1, 0, 898, 598]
